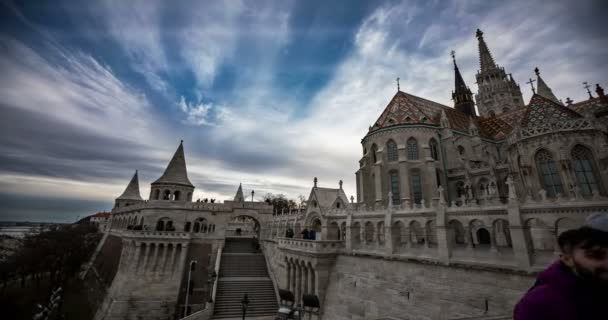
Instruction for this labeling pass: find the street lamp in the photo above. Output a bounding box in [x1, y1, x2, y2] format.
[207, 271, 217, 302]
[184, 260, 197, 317]
[241, 293, 249, 320]
[251, 190, 255, 202]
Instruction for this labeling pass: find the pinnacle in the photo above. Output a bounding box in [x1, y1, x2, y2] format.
[116, 170, 143, 200]
[152, 141, 194, 187]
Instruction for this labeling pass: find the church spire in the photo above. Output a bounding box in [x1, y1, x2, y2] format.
[476, 29, 496, 72]
[535, 67, 561, 105]
[117, 170, 143, 200]
[234, 183, 245, 202]
[451, 50, 476, 117]
[152, 140, 194, 187]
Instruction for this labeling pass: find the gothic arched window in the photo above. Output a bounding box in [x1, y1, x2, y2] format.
[535, 149, 563, 197]
[429, 138, 439, 160]
[410, 169, 422, 204]
[407, 138, 418, 160]
[389, 171, 400, 205]
[371, 144, 378, 163]
[386, 140, 398, 162]
[572, 145, 601, 196]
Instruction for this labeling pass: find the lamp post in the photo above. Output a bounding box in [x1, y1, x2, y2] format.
[184, 260, 197, 317]
[241, 293, 249, 320]
[251, 190, 255, 202]
[207, 271, 217, 302]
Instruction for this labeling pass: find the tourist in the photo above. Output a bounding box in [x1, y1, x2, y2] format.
[514, 213, 608, 320]
[285, 228, 294, 238]
[301, 228, 309, 240]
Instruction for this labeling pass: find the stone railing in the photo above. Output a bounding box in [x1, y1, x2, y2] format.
[118, 230, 192, 239]
[277, 238, 344, 255]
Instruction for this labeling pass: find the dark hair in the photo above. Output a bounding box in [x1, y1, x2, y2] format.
[558, 227, 608, 252]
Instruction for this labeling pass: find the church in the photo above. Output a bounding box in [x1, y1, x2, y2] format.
[85, 28, 608, 320]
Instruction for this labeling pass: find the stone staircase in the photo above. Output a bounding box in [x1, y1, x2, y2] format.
[212, 238, 278, 319]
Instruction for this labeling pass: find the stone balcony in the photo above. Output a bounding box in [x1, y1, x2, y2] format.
[277, 238, 344, 255]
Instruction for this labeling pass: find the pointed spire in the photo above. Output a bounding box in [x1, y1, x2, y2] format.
[117, 170, 143, 200]
[476, 29, 497, 72]
[535, 67, 561, 105]
[234, 183, 244, 202]
[451, 50, 476, 117]
[152, 140, 194, 187]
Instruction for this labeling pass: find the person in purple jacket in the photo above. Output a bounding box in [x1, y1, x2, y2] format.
[514, 213, 608, 320]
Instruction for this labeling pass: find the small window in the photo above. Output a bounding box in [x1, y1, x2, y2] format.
[457, 145, 465, 156]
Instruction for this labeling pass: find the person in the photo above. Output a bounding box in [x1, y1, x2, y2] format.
[285, 228, 294, 238]
[309, 229, 316, 240]
[301, 228, 309, 240]
[514, 213, 608, 320]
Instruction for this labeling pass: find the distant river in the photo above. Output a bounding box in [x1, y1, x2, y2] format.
[0, 226, 41, 238]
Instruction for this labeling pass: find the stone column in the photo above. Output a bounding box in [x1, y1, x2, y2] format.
[435, 204, 450, 263]
[399, 161, 411, 207]
[357, 171, 365, 204]
[150, 242, 160, 273]
[295, 263, 302, 304]
[307, 265, 314, 296]
[285, 260, 291, 291]
[141, 242, 151, 271]
[384, 212, 393, 255]
[303, 263, 308, 295]
[374, 165, 383, 203]
[159, 243, 169, 275]
[131, 242, 142, 273]
[176, 243, 189, 278]
[465, 227, 474, 251]
[345, 213, 353, 252]
[506, 202, 532, 269]
[291, 262, 297, 294]
[169, 244, 178, 274]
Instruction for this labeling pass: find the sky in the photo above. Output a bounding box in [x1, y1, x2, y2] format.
[1, 0, 607, 223]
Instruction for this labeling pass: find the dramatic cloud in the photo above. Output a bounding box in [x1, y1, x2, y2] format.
[0, 0, 606, 222]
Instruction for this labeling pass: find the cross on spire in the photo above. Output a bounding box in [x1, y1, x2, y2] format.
[396, 77, 400, 91]
[450, 50, 456, 64]
[583, 81, 593, 99]
[526, 78, 536, 94]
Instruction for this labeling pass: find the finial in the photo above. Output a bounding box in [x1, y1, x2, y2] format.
[534, 67, 540, 76]
[396, 77, 400, 91]
[583, 82, 593, 99]
[350, 195, 354, 204]
[565, 97, 573, 105]
[314, 177, 318, 188]
[526, 78, 536, 94]
[476, 29, 483, 39]
[450, 50, 456, 65]
[339, 180, 343, 190]
[180, 139, 183, 144]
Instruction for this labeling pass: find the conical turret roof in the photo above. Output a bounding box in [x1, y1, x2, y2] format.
[476, 29, 497, 72]
[117, 170, 143, 200]
[535, 67, 561, 105]
[234, 183, 245, 202]
[152, 141, 194, 187]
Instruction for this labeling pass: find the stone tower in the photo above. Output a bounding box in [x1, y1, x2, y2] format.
[474, 29, 524, 117]
[149, 140, 195, 202]
[452, 51, 476, 117]
[114, 170, 144, 208]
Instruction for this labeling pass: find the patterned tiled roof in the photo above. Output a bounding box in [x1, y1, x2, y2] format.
[570, 97, 608, 116]
[371, 91, 510, 139]
[521, 94, 582, 127]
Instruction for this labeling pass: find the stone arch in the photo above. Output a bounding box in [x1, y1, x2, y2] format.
[409, 220, 424, 244]
[163, 189, 171, 200]
[392, 220, 406, 248]
[492, 219, 512, 247]
[156, 217, 173, 231]
[425, 220, 437, 246]
[476, 228, 491, 245]
[377, 221, 385, 244]
[555, 217, 578, 236]
[352, 221, 361, 243]
[327, 221, 340, 240]
[364, 221, 375, 243]
[153, 189, 161, 200]
[525, 218, 553, 251]
[173, 190, 181, 201]
[470, 219, 488, 246]
[447, 219, 466, 246]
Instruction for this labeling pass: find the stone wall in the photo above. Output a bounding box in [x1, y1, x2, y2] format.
[322, 255, 533, 320]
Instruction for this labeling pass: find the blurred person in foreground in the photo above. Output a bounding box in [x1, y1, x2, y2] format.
[514, 213, 608, 320]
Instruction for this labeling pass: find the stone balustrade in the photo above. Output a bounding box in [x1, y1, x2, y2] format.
[119, 230, 193, 240]
[278, 238, 344, 255]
